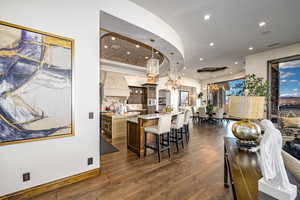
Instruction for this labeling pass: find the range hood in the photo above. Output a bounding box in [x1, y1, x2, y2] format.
[102, 72, 130, 97]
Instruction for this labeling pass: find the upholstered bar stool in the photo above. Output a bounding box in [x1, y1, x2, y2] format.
[144, 114, 172, 162]
[170, 113, 185, 152]
[183, 110, 192, 144]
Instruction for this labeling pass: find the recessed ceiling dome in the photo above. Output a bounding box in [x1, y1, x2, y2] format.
[197, 66, 228, 73]
[101, 31, 164, 68]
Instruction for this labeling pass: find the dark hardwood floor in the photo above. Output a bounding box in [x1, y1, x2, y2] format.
[32, 121, 234, 200]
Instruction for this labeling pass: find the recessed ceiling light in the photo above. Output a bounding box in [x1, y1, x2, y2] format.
[249, 46, 254, 50]
[234, 61, 238, 65]
[111, 36, 116, 41]
[135, 44, 140, 48]
[200, 58, 204, 61]
[145, 56, 149, 59]
[259, 21, 266, 27]
[127, 51, 131, 55]
[204, 14, 211, 20]
[104, 45, 108, 49]
[209, 42, 214, 47]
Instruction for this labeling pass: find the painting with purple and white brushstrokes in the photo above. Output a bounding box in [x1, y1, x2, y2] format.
[0, 21, 73, 145]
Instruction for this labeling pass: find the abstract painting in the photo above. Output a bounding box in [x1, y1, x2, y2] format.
[0, 21, 73, 145]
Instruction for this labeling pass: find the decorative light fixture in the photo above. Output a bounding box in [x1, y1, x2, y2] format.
[136, 44, 140, 48]
[209, 84, 219, 91]
[249, 46, 254, 50]
[111, 36, 116, 41]
[234, 61, 238, 65]
[200, 58, 204, 61]
[259, 21, 266, 27]
[204, 14, 211, 20]
[146, 39, 159, 77]
[166, 63, 182, 90]
[209, 42, 214, 47]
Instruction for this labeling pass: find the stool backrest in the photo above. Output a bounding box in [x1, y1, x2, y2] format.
[198, 107, 206, 116]
[184, 110, 192, 124]
[158, 114, 172, 133]
[174, 113, 185, 129]
[192, 107, 197, 114]
[214, 108, 224, 119]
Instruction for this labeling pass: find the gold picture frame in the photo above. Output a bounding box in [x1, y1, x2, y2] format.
[0, 20, 74, 146]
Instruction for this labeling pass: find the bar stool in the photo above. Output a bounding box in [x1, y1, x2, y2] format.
[171, 113, 185, 152]
[183, 110, 192, 144]
[144, 114, 172, 162]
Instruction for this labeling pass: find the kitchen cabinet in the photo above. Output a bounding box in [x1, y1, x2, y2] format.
[101, 115, 112, 138]
[101, 112, 140, 139]
[142, 83, 157, 114]
[127, 86, 147, 104]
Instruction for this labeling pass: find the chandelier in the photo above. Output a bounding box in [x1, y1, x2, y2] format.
[209, 84, 219, 91]
[146, 41, 159, 77]
[166, 64, 182, 90]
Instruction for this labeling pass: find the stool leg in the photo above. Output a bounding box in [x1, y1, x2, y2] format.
[185, 125, 188, 144]
[175, 130, 179, 152]
[156, 135, 161, 162]
[187, 124, 190, 143]
[167, 132, 171, 159]
[181, 128, 184, 149]
[144, 132, 147, 157]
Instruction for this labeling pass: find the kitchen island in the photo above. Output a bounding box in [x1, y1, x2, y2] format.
[127, 112, 183, 157]
[101, 112, 140, 139]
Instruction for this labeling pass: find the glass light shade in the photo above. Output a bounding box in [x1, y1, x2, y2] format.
[146, 58, 159, 77]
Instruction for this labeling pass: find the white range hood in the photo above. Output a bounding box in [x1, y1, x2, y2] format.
[102, 72, 130, 97]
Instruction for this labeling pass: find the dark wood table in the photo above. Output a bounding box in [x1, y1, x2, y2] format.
[224, 137, 300, 200]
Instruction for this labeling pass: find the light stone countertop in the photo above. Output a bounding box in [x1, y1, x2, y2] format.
[102, 112, 140, 119]
[127, 117, 138, 124]
[138, 111, 184, 120]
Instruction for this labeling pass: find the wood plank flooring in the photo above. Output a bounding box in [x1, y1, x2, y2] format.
[32, 122, 233, 200]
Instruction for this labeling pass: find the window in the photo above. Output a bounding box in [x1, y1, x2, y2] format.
[279, 60, 300, 112]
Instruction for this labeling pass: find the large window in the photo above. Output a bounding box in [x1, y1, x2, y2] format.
[207, 78, 245, 107]
[226, 79, 245, 96]
[279, 60, 300, 111]
[268, 55, 300, 119]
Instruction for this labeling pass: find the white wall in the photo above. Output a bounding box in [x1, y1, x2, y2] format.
[245, 43, 300, 80]
[0, 0, 183, 196]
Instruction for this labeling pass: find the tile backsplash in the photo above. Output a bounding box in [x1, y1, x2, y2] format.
[101, 96, 127, 111]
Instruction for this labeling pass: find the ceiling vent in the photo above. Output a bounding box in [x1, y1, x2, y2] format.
[197, 66, 228, 73]
[267, 42, 280, 48]
[261, 30, 272, 35]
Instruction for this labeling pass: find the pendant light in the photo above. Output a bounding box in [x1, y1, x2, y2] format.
[146, 39, 159, 77]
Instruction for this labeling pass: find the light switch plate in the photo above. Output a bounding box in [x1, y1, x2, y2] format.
[23, 172, 30, 182]
[88, 157, 93, 165]
[88, 112, 94, 119]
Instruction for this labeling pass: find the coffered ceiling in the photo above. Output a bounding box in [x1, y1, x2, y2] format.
[100, 12, 184, 77]
[130, 0, 300, 80]
[100, 31, 164, 68]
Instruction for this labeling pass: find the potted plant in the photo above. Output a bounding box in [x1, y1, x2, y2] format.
[244, 74, 270, 98]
